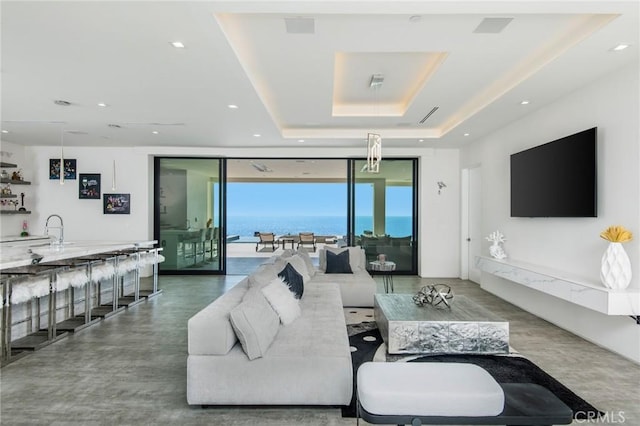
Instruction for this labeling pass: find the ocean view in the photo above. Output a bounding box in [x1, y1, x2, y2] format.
[227, 215, 412, 238]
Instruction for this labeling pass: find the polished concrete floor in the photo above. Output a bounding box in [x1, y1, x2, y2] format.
[1, 275, 638, 425]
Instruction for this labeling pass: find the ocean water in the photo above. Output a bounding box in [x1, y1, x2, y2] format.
[227, 216, 412, 237]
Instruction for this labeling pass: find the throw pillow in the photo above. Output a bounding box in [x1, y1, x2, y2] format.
[326, 249, 353, 274]
[287, 255, 311, 284]
[248, 264, 278, 288]
[322, 246, 363, 272]
[229, 294, 280, 360]
[296, 248, 316, 276]
[261, 277, 301, 325]
[278, 263, 304, 299]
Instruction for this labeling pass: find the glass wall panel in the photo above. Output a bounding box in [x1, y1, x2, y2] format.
[155, 158, 223, 274]
[352, 159, 417, 273]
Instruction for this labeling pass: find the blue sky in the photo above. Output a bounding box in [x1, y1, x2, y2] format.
[227, 183, 412, 217]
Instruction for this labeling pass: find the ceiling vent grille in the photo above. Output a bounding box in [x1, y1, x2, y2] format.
[285, 18, 315, 34]
[419, 107, 439, 124]
[473, 17, 513, 34]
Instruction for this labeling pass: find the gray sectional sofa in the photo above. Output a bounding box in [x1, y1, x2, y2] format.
[187, 246, 376, 406]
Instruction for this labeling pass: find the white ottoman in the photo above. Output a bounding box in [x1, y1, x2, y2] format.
[357, 362, 505, 418]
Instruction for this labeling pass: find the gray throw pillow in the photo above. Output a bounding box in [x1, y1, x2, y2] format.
[229, 292, 280, 360]
[326, 249, 353, 274]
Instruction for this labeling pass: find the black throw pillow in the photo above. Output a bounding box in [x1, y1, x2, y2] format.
[278, 263, 304, 299]
[326, 250, 353, 274]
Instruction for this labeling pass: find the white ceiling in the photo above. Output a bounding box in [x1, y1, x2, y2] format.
[1, 1, 638, 150]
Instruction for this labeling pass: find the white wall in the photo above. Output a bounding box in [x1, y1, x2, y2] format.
[6, 145, 462, 277]
[419, 148, 461, 277]
[460, 63, 640, 362]
[22, 146, 151, 242]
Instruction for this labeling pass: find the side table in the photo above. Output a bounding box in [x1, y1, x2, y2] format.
[369, 260, 396, 293]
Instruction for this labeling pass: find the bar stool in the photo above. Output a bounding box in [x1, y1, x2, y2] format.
[1, 265, 65, 364]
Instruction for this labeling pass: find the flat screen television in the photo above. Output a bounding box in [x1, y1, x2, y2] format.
[510, 127, 597, 217]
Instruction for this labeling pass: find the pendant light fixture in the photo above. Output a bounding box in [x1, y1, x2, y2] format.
[112, 160, 117, 190]
[365, 74, 383, 173]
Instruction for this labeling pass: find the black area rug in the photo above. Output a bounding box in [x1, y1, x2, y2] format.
[342, 323, 602, 420]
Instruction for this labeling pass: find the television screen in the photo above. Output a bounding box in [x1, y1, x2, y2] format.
[510, 127, 597, 217]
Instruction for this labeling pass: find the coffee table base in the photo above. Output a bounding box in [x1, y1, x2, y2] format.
[375, 294, 509, 355]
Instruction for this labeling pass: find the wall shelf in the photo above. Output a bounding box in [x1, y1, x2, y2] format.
[476, 256, 640, 316]
[1, 194, 18, 198]
[0, 162, 17, 168]
[0, 179, 30, 185]
[0, 210, 31, 215]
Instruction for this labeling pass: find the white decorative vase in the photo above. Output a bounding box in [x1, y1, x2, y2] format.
[600, 242, 632, 290]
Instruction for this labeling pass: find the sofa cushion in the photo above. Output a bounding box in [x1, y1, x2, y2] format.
[326, 250, 353, 274]
[187, 277, 249, 355]
[278, 263, 304, 299]
[229, 292, 280, 360]
[262, 277, 301, 325]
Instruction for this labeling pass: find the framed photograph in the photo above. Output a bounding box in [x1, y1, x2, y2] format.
[49, 158, 77, 180]
[79, 173, 101, 199]
[103, 193, 130, 214]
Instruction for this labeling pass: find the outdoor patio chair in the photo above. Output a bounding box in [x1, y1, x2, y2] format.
[256, 232, 277, 252]
[297, 232, 317, 252]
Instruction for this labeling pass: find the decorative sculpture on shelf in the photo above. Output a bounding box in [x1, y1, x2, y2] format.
[600, 225, 633, 290]
[413, 284, 454, 309]
[486, 230, 507, 259]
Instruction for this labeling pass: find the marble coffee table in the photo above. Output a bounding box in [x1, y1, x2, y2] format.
[374, 293, 509, 354]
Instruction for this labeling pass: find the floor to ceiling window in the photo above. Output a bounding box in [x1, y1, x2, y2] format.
[351, 158, 417, 273]
[154, 158, 223, 274]
[154, 157, 417, 275]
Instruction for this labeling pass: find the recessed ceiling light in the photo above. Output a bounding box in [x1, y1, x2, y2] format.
[520, 100, 530, 105]
[612, 44, 629, 51]
[152, 131, 159, 135]
[1, 130, 8, 134]
[409, 15, 422, 23]
[253, 134, 261, 137]
[97, 102, 108, 107]
[298, 139, 305, 143]
[464, 133, 470, 136]
[228, 104, 239, 109]
[418, 139, 424, 142]
[171, 41, 185, 48]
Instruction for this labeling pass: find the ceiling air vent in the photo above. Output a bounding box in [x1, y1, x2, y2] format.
[285, 17, 315, 34]
[473, 17, 513, 34]
[53, 100, 72, 106]
[107, 123, 122, 129]
[419, 107, 439, 124]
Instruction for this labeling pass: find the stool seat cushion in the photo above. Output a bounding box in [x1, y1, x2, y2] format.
[357, 362, 505, 417]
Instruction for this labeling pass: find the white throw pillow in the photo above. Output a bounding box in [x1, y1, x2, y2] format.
[229, 292, 280, 360]
[287, 255, 311, 284]
[261, 277, 301, 325]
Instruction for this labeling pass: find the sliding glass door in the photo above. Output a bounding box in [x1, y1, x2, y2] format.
[154, 158, 224, 274]
[350, 159, 417, 274]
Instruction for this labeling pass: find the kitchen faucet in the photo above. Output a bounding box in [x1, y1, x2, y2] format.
[45, 214, 64, 245]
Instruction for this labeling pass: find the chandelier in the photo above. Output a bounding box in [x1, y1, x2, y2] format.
[365, 74, 383, 173]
